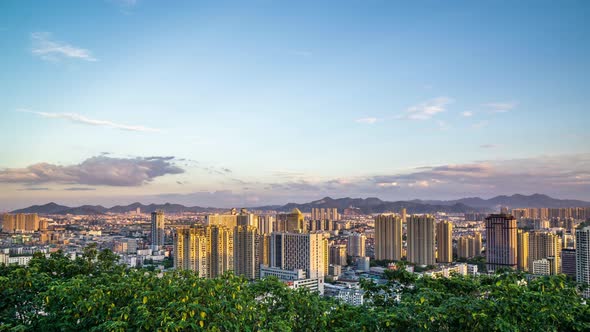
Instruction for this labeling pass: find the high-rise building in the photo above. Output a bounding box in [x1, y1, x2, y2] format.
[436, 220, 453, 263]
[309, 219, 336, 232]
[576, 226, 590, 297]
[234, 225, 260, 280]
[347, 233, 366, 257]
[511, 209, 527, 220]
[534, 219, 550, 230]
[401, 208, 407, 224]
[206, 213, 238, 228]
[24, 214, 39, 231]
[457, 232, 483, 259]
[270, 232, 327, 279]
[15, 213, 25, 231]
[329, 244, 347, 266]
[257, 215, 275, 235]
[276, 209, 305, 233]
[207, 225, 234, 278]
[174, 226, 209, 277]
[259, 234, 271, 267]
[322, 234, 329, 277]
[374, 214, 402, 261]
[517, 230, 529, 271]
[174, 225, 236, 278]
[237, 209, 257, 227]
[561, 248, 576, 280]
[39, 219, 49, 231]
[485, 214, 517, 272]
[528, 231, 561, 275]
[311, 208, 340, 221]
[457, 236, 469, 259]
[562, 233, 575, 249]
[151, 210, 165, 250]
[2, 214, 16, 233]
[471, 232, 482, 257]
[2, 213, 40, 233]
[407, 215, 436, 266]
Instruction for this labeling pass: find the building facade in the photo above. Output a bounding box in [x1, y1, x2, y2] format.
[311, 208, 340, 221]
[174, 227, 209, 277]
[270, 232, 327, 279]
[151, 210, 165, 250]
[347, 233, 366, 257]
[576, 226, 590, 297]
[374, 214, 402, 261]
[407, 215, 436, 266]
[276, 209, 305, 233]
[2, 213, 40, 233]
[561, 248, 576, 279]
[329, 244, 347, 266]
[436, 220, 452, 263]
[528, 231, 561, 275]
[234, 225, 260, 280]
[485, 214, 517, 272]
[517, 229, 529, 271]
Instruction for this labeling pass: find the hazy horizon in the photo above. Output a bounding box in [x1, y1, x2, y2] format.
[4, 192, 590, 213]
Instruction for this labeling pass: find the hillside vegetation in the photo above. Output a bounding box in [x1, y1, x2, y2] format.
[1, 247, 589, 331]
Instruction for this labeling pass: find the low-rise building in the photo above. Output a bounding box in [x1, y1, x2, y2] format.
[324, 283, 365, 306]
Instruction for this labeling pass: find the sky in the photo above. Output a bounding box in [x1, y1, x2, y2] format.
[0, 0, 589, 210]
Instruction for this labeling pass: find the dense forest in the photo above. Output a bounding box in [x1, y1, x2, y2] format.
[1, 247, 589, 331]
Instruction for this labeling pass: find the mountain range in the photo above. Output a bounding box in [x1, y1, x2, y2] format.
[10, 194, 590, 215]
[413, 194, 590, 209]
[255, 197, 481, 214]
[11, 202, 226, 215]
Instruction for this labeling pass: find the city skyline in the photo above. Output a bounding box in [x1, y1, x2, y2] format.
[1, 1, 589, 209]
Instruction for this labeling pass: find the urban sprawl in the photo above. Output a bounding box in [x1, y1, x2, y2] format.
[2, 206, 590, 304]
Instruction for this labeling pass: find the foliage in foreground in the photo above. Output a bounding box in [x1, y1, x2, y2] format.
[0, 248, 589, 331]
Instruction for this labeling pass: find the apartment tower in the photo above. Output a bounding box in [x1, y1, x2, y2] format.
[374, 214, 402, 261]
[407, 215, 436, 266]
[485, 214, 517, 272]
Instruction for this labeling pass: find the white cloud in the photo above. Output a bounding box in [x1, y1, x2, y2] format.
[462, 111, 473, 117]
[31, 32, 97, 62]
[20, 110, 161, 133]
[402, 97, 453, 120]
[409, 180, 430, 188]
[3, 154, 589, 209]
[369, 154, 590, 198]
[355, 117, 378, 124]
[377, 182, 398, 187]
[483, 101, 517, 113]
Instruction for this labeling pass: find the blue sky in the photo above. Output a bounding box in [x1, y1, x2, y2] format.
[0, 0, 589, 209]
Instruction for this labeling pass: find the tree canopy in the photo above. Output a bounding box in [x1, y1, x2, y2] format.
[1, 248, 589, 331]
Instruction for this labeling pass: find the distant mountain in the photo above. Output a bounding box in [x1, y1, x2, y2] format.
[11, 194, 589, 215]
[12, 202, 71, 214]
[255, 197, 487, 214]
[417, 194, 590, 209]
[11, 202, 227, 215]
[57, 205, 108, 215]
[108, 203, 193, 214]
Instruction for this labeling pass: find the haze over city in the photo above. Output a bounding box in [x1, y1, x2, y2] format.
[1, 1, 589, 210]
